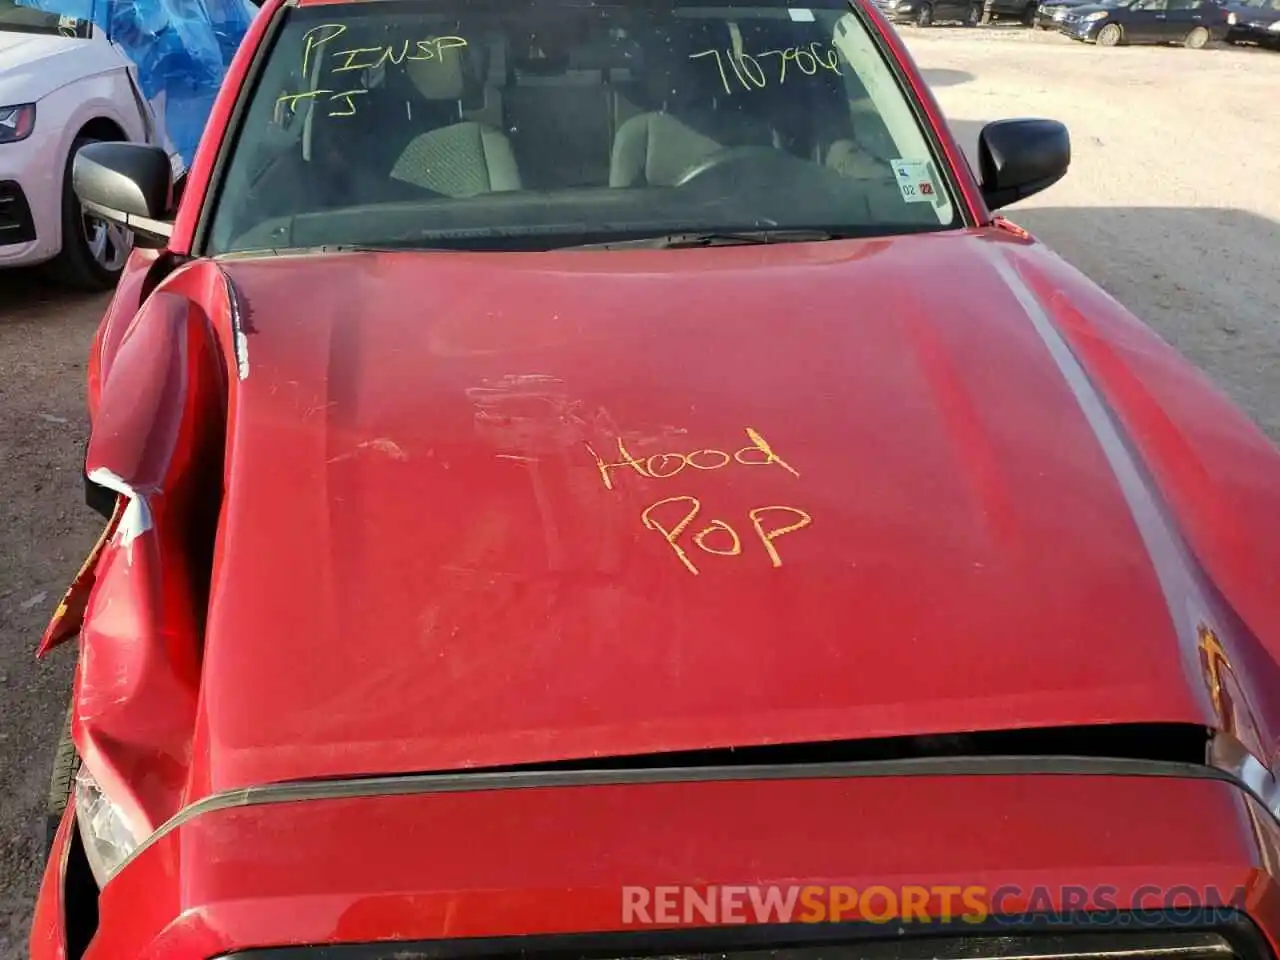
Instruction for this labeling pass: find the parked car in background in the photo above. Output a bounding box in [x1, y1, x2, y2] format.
[1033, 0, 1096, 27]
[0, 0, 151, 289]
[976, 0, 1045, 24]
[872, 0, 983, 26]
[1222, 0, 1280, 44]
[1058, 0, 1229, 46]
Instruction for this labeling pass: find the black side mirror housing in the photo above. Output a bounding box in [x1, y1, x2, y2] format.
[72, 141, 175, 243]
[977, 118, 1071, 211]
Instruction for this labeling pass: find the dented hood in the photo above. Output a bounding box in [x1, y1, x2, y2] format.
[191, 230, 1240, 793]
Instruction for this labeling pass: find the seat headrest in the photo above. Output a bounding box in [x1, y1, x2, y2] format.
[405, 41, 468, 100]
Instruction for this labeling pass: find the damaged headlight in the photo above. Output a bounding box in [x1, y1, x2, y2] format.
[74, 767, 144, 888]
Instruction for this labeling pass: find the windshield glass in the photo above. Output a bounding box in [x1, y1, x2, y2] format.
[0, 0, 90, 36]
[205, 0, 961, 254]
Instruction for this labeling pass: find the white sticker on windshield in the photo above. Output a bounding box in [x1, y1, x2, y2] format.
[789, 7, 817, 20]
[891, 158, 939, 204]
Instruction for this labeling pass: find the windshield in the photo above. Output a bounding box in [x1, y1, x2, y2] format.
[205, 0, 961, 254]
[0, 0, 90, 36]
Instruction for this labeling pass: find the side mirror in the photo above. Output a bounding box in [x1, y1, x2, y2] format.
[72, 141, 175, 243]
[977, 118, 1070, 211]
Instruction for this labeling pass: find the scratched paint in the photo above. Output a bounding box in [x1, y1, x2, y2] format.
[466, 374, 587, 454]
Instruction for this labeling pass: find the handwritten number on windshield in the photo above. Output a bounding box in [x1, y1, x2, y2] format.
[690, 42, 842, 95]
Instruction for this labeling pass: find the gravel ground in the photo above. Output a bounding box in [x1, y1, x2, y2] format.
[0, 277, 106, 959]
[0, 28, 1277, 959]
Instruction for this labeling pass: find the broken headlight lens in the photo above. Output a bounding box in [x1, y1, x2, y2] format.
[0, 104, 36, 144]
[74, 766, 144, 888]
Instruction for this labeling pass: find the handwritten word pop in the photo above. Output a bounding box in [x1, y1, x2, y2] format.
[689, 42, 843, 96]
[642, 497, 812, 575]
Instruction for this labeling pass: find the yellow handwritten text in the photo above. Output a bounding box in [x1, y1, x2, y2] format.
[330, 36, 469, 73]
[587, 428, 798, 492]
[689, 42, 842, 96]
[641, 497, 812, 575]
[293, 27, 469, 119]
[750, 505, 814, 567]
[301, 23, 346, 76]
[274, 88, 369, 120]
[642, 496, 705, 575]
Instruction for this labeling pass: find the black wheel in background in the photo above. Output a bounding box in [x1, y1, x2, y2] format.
[46, 700, 80, 854]
[43, 136, 134, 292]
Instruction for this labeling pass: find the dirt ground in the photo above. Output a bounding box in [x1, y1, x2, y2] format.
[0, 28, 1278, 960]
[0, 276, 107, 958]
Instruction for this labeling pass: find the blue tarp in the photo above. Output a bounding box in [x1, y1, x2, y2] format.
[17, 0, 258, 169]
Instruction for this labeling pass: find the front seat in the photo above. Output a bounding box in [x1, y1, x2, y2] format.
[391, 46, 523, 198]
[609, 28, 777, 187]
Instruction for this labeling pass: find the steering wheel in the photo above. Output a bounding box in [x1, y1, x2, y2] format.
[673, 145, 795, 188]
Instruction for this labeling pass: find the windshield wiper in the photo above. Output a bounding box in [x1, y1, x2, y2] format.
[217, 242, 449, 259]
[562, 229, 847, 250]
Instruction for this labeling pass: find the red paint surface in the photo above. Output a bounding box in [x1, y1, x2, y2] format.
[29, 804, 74, 960]
[1015, 250, 1280, 716]
[86, 247, 161, 423]
[150, 230, 1276, 796]
[43, 231, 1280, 960]
[32, 0, 1280, 950]
[55, 228, 1280, 876]
[57, 773, 1280, 958]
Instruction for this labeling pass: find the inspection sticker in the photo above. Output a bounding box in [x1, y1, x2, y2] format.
[788, 7, 816, 19]
[891, 158, 938, 204]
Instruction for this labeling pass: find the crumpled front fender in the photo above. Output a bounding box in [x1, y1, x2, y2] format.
[47, 286, 228, 834]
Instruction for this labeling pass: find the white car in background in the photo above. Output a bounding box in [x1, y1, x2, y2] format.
[0, 0, 152, 290]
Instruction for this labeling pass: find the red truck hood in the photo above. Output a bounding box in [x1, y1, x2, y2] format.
[195, 228, 1232, 793]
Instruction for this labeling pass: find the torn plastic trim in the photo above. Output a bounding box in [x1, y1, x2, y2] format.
[1209, 732, 1280, 821]
[224, 271, 249, 381]
[37, 497, 125, 657]
[85, 468, 153, 549]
